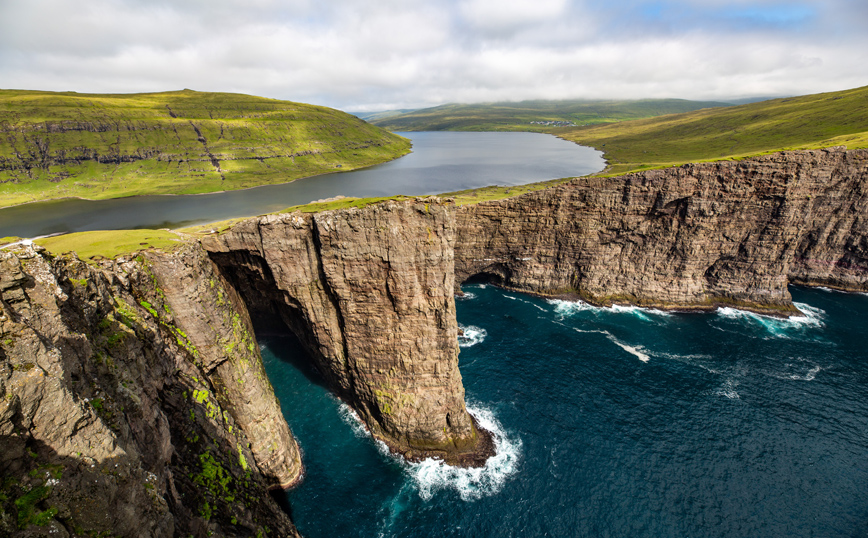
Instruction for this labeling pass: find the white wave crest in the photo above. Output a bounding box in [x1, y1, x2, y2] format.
[549, 298, 671, 321]
[337, 401, 370, 439]
[456, 291, 477, 301]
[549, 299, 597, 317]
[790, 303, 826, 327]
[606, 334, 650, 362]
[405, 404, 522, 502]
[458, 324, 487, 348]
[717, 303, 825, 337]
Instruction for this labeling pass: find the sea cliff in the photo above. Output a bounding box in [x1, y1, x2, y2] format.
[456, 148, 868, 314]
[1, 148, 866, 536]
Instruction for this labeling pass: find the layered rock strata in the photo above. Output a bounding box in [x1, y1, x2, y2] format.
[0, 245, 300, 537]
[2, 147, 867, 536]
[455, 148, 868, 314]
[202, 199, 493, 465]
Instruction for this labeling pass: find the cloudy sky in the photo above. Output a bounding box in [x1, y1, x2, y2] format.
[1, 0, 866, 111]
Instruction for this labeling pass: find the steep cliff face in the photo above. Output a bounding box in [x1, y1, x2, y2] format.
[3, 147, 866, 536]
[202, 199, 493, 465]
[0, 245, 300, 537]
[455, 148, 868, 313]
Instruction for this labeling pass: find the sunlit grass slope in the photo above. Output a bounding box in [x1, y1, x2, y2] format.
[372, 98, 731, 132]
[0, 89, 411, 207]
[558, 85, 868, 175]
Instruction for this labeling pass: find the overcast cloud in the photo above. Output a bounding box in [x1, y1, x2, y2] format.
[1, 0, 866, 110]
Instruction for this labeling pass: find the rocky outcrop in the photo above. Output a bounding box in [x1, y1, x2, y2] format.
[202, 199, 493, 465]
[0, 245, 300, 537]
[2, 147, 867, 536]
[455, 148, 868, 314]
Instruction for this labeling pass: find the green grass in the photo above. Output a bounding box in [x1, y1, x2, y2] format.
[0, 89, 411, 207]
[558, 85, 868, 175]
[371, 98, 732, 132]
[34, 229, 188, 261]
[280, 195, 413, 213]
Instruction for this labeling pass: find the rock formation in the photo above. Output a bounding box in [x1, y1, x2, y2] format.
[202, 199, 493, 465]
[0, 245, 300, 537]
[455, 148, 868, 314]
[2, 147, 867, 536]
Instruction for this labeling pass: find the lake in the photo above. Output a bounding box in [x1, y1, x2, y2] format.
[0, 132, 604, 238]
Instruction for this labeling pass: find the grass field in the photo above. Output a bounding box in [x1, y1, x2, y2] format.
[33, 229, 188, 261]
[558, 85, 868, 175]
[371, 98, 732, 132]
[0, 89, 411, 207]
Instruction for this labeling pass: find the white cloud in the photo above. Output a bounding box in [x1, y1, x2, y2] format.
[0, 0, 865, 110]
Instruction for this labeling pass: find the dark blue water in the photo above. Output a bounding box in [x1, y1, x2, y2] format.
[261, 285, 868, 538]
[0, 132, 603, 238]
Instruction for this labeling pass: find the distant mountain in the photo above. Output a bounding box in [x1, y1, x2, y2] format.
[371, 98, 733, 132]
[0, 89, 410, 207]
[350, 109, 416, 122]
[559, 85, 868, 175]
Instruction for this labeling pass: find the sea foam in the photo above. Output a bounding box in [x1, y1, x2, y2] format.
[549, 298, 671, 321]
[458, 324, 487, 348]
[716, 302, 825, 337]
[606, 335, 651, 362]
[337, 400, 522, 502]
[405, 404, 523, 502]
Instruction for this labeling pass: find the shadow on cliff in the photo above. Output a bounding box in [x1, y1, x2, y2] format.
[252, 317, 331, 392]
[0, 434, 174, 537]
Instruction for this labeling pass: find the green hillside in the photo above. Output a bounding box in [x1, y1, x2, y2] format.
[559, 85, 868, 175]
[0, 89, 411, 207]
[371, 98, 732, 132]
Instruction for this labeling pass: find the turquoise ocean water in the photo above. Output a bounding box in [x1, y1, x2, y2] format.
[262, 285, 868, 537]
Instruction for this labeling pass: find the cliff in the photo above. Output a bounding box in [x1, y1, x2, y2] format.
[202, 199, 493, 465]
[2, 148, 867, 536]
[455, 147, 868, 313]
[0, 244, 301, 537]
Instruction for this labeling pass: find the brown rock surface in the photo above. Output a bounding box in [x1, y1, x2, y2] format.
[0, 245, 300, 537]
[455, 148, 868, 314]
[3, 146, 867, 536]
[203, 199, 493, 465]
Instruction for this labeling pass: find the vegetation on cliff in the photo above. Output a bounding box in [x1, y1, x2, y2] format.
[0, 89, 411, 207]
[371, 98, 732, 132]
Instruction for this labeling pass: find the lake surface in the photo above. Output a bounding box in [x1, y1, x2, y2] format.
[263, 285, 868, 538]
[0, 132, 604, 238]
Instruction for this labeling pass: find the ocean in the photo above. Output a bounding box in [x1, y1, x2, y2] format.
[262, 284, 868, 537]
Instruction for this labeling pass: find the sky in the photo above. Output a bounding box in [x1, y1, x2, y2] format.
[1, 0, 866, 111]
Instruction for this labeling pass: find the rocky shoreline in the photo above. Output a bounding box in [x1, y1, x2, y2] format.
[2, 147, 866, 536]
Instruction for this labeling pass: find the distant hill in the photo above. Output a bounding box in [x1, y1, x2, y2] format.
[350, 109, 416, 122]
[0, 89, 410, 207]
[559, 85, 868, 175]
[371, 98, 733, 132]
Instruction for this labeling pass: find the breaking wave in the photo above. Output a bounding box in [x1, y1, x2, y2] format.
[337, 401, 522, 502]
[716, 302, 825, 337]
[405, 403, 523, 502]
[458, 324, 487, 348]
[549, 299, 671, 321]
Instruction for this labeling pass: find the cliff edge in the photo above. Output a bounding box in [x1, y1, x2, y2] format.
[455, 147, 868, 314]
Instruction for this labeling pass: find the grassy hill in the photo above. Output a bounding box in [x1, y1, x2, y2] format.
[0, 89, 411, 207]
[559, 85, 868, 175]
[371, 98, 733, 132]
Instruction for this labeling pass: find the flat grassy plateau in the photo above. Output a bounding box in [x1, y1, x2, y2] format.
[0, 89, 410, 207]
